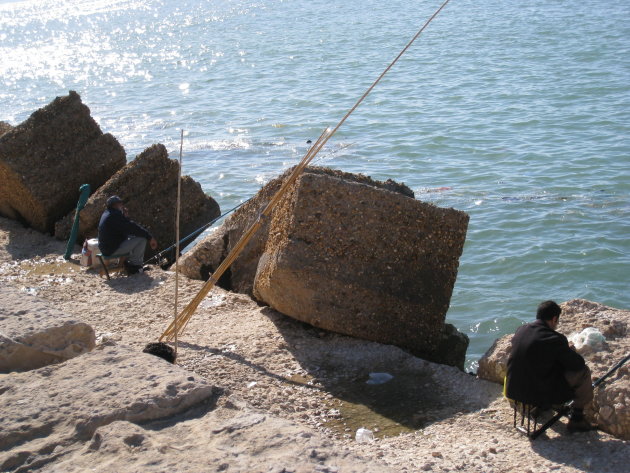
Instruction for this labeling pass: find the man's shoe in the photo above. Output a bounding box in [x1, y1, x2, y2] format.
[567, 417, 597, 433]
[124, 261, 141, 275]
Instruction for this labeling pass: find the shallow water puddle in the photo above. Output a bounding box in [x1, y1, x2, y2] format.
[285, 368, 456, 439]
[287, 369, 455, 437]
[288, 373, 314, 385]
[21, 258, 80, 276]
[324, 371, 450, 438]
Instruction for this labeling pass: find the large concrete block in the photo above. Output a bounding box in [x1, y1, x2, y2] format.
[478, 299, 630, 440]
[0, 91, 125, 233]
[0, 345, 215, 471]
[253, 171, 469, 364]
[179, 166, 415, 295]
[54, 144, 220, 263]
[0, 285, 95, 373]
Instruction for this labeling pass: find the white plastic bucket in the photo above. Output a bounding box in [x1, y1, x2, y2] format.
[80, 238, 101, 268]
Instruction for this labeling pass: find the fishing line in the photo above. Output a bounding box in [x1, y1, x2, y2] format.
[142, 198, 252, 266]
[143, 143, 352, 267]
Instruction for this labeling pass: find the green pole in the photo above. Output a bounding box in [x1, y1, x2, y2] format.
[64, 184, 91, 260]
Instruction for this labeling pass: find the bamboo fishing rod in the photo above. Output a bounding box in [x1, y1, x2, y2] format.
[159, 0, 452, 342]
[172, 130, 184, 359]
[160, 127, 332, 340]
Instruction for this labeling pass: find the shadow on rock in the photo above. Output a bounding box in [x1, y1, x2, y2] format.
[176, 341, 324, 393]
[259, 307, 495, 438]
[530, 430, 630, 471]
[104, 272, 163, 294]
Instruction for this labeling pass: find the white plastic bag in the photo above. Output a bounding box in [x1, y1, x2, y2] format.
[355, 428, 374, 443]
[366, 372, 394, 385]
[568, 327, 606, 352]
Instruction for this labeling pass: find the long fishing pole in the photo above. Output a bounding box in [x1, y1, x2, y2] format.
[159, 0, 454, 342]
[173, 130, 184, 360]
[143, 198, 252, 265]
[592, 353, 630, 388]
[530, 353, 630, 440]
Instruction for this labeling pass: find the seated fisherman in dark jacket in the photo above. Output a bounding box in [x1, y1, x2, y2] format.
[506, 300, 595, 432]
[98, 196, 158, 274]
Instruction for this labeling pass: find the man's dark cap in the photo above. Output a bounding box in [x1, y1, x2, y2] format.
[106, 195, 123, 209]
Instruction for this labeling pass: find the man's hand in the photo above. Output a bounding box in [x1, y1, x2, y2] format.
[149, 238, 158, 250]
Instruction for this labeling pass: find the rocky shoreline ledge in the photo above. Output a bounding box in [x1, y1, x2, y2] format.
[2, 93, 628, 471]
[1, 216, 629, 473]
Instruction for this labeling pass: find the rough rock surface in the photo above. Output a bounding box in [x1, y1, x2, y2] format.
[54, 144, 220, 263]
[0, 121, 12, 136]
[477, 335, 511, 385]
[0, 344, 215, 471]
[477, 299, 630, 439]
[253, 171, 469, 367]
[0, 285, 95, 372]
[0, 91, 125, 233]
[38, 405, 392, 473]
[2, 217, 629, 471]
[431, 323, 471, 370]
[179, 166, 414, 294]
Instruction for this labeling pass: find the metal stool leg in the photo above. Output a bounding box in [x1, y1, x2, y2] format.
[513, 402, 518, 428]
[98, 255, 111, 280]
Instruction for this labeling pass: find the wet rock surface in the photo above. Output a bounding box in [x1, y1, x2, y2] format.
[477, 299, 630, 439]
[54, 143, 220, 263]
[253, 171, 469, 367]
[0, 284, 95, 373]
[0, 91, 125, 233]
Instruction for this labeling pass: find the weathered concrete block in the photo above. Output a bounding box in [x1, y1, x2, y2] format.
[0, 91, 126, 233]
[179, 166, 415, 295]
[253, 171, 469, 363]
[478, 299, 630, 440]
[0, 285, 95, 373]
[54, 144, 220, 263]
[0, 345, 215, 470]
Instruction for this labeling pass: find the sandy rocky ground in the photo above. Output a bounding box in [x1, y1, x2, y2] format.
[1, 216, 628, 472]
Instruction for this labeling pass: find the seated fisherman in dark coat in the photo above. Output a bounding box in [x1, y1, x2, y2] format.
[98, 195, 158, 274]
[506, 300, 595, 432]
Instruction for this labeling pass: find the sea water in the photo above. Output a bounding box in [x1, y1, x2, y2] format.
[1, 0, 628, 370]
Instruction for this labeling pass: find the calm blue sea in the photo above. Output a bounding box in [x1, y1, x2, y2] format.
[1, 0, 628, 370]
